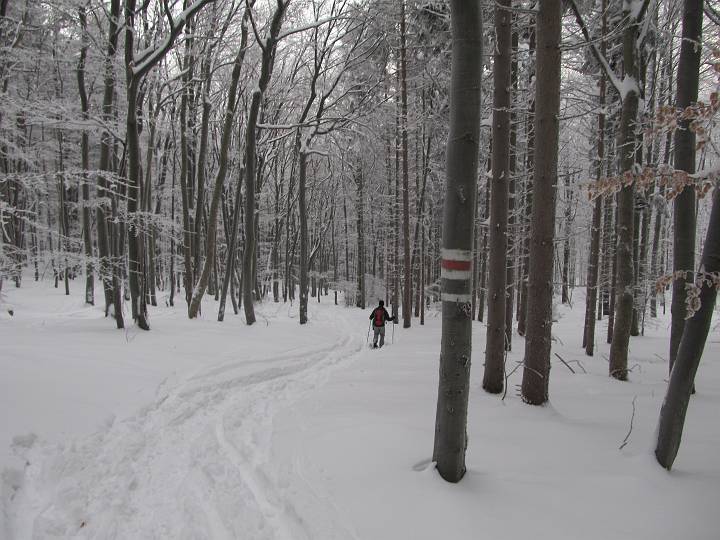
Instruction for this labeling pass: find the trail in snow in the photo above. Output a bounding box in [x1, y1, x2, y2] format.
[7, 308, 364, 540]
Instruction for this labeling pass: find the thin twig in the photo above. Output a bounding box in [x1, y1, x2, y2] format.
[619, 396, 637, 450]
[502, 361, 523, 401]
[554, 352, 576, 374]
[501, 332, 511, 400]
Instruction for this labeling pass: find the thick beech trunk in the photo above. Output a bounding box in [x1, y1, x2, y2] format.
[432, 0, 482, 483]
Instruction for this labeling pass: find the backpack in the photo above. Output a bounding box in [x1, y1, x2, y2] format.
[373, 308, 384, 327]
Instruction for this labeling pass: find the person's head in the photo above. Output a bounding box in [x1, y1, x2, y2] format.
[379, 300, 384, 307]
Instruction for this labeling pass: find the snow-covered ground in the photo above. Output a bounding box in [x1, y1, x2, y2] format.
[1, 278, 718, 539]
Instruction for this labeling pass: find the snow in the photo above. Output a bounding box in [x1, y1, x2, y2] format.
[276, 16, 344, 42]
[625, 0, 646, 20]
[620, 75, 641, 101]
[1, 279, 719, 539]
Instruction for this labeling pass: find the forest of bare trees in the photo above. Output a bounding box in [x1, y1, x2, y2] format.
[1, 0, 718, 479]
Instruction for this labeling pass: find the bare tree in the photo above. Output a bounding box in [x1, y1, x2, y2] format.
[242, 0, 290, 325]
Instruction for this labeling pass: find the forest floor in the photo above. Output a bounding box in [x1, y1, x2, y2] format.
[1, 278, 719, 539]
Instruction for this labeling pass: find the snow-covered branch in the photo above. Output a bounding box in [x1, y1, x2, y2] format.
[277, 15, 350, 42]
[133, 0, 215, 78]
[566, 0, 624, 97]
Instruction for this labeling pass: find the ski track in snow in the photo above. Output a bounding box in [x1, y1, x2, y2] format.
[6, 309, 363, 540]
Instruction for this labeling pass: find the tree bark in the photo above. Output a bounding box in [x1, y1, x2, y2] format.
[505, 28, 518, 350]
[608, 2, 647, 380]
[433, 0, 482, 483]
[242, 0, 288, 325]
[517, 21, 535, 337]
[483, 0, 512, 394]
[477, 178, 490, 322]
[299, 150, 310, 322]
[520, 0, 562, 405]
[97, 0, 121, 318]
[123, 0, 149, 330]
[77, 6, 93, 305]
[400, 0, 412, 328]
[583, 2, 607, 348]
[670, 0, 703, 371]
[218, 167, 244, 322]
[179, 14, 197, 308]
[655, 185, 719, 469]
[584, 13, 606, 354]
[650, 55, 674, 318]
[355, 162, 366, 310]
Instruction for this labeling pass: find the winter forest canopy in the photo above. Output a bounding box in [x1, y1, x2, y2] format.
[1, 0, 720, 534]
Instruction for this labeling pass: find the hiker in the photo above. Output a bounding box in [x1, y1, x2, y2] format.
[369, 300, 396, 348]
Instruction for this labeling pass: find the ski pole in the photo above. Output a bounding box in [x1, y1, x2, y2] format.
[392, 319, 395, 344]
[366, 321, 372, 345]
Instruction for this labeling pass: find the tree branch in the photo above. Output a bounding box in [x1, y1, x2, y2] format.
[133, 0, 215, 78]
[566, 0, 624, 97]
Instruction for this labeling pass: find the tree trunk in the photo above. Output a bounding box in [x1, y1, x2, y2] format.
[242, 1, 288, 325]
[483, 0, 512, 394]
[299, 150, 310, 323]
[650, 56, 674, 318]
[355, 162, 366, 310]
[655, 184, 718, 469]
[584, 28, 606, 353]
[194, 51, 215, 279]
[96, 0, 121, 316]
[420, 216, 425, 325]
[561, 170, 572, 305]
[609, 2, 647, 380]
[477, 178, 490, 322]
[77, 6, 93, 305]
[517, 23, 535, 337]
[505, 28, 518, 350]
[179, 17, 197, 308]
[433, 0, 482, 483]
[400, 0, 412, 328]
[670, 0, 703, 372]
[219, 168, 244, 321]
[584, 2, 607, 351]
[520, 0, 562, 405]
[123, 4, 149, 330]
